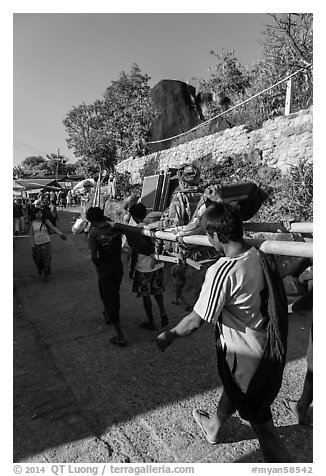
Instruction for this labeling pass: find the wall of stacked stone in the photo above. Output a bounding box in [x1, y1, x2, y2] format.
[116, 106, 313, 183]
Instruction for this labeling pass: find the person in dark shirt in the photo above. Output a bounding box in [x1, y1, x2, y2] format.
[86, 207, 126, 347]
[13, 199, 25, 235]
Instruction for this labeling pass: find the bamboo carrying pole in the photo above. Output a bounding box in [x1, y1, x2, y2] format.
[243, 222, 313, 234]
[137, 227, 313, 258]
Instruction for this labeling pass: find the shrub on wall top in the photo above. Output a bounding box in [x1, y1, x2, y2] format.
[197, 155, 312, 222]
[138, 155, 161, 180]
[115, 171, 141, 200]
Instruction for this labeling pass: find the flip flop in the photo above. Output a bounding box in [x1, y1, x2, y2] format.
[283, 399, 305, 424]
[110, 336, 127, 347]
[192, 409, 218, 445]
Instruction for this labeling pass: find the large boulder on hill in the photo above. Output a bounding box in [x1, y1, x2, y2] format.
[148, 80, 231, 153]
[149, 80, 201, 152]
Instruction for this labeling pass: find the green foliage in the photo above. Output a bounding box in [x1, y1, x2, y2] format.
[63, 100, 116, 172]
[20, 155, 46, 172]
[43, 153, 68, 176]
[235, 14, 312, 130]
[103, 64, 157, 160]
[115, 171, 141, 200]
[16, 154, 75, 178]
[63, 64, 157, 172]
[198, 50, 251, 98]
[13, 165, 28, 179]
[198, 156, 313, 222]
[138, 156, 161, 180]
[74, 156, 103, 178]
[260, 14, 312, 114]
[65, 162, 78, 176]
[193, 14, 313, 131]
[194, 50, 251, 124]
[270, 159, 313, 222]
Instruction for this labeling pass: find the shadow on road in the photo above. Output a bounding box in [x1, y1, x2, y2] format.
[13, 210, 312, 463]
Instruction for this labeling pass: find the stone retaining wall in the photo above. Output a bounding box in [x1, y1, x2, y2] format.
[116, 106, 313, 183]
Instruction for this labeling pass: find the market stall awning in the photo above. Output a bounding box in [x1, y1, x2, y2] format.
[15, 178, 62, 191]
[13, 180, 25, 190]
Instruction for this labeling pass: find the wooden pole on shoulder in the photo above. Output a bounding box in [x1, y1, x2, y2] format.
[139, 227, 313, 258]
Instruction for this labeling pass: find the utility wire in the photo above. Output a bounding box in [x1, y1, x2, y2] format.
[147, 63, 313, 145]
[13, 138, 49, 157]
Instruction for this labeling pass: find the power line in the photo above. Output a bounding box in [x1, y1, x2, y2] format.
[13, 138, 49, 156]
[147, 63, 313, 145]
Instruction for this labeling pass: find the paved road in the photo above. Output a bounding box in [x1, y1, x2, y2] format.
[13, 209, 313, 463]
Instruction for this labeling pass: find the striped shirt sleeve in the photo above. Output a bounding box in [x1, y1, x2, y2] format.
[194, 259, 236, 324]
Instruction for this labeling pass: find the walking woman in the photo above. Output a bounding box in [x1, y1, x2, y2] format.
[29, 207, 67, 281]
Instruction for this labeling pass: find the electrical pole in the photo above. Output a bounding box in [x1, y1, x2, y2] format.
[285, 78, 293, 116]
[55, 148, 63, 181]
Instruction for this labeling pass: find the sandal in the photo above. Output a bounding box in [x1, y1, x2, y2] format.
[110, 336, 127, 347]
[192, 409, 218, 445]
[140, 322, 155, 330]
[283, 399, 306, 424]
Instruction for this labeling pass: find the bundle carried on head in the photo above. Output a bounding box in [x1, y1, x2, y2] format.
[177, 163, 201, 187]
[201, 182, 268, 221]
[176, 182, 269, 237]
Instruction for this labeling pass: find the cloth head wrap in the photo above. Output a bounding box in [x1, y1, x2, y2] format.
[177, 163, 200, 186]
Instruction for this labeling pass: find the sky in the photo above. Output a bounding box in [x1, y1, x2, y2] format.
[5, 5, 326, 467]
[13, 11, 271, 167]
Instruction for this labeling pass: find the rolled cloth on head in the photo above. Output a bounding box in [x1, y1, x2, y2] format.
[201, 182, 269, 221]
[177, 163, 200, 186]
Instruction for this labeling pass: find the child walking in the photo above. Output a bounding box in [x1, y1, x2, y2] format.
[29, 207, 67, 281]
[86, 207, 126, 347]
[129, 203, 168, 330]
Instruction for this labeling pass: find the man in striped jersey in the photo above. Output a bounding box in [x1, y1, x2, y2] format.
[156, 202, 291, 463]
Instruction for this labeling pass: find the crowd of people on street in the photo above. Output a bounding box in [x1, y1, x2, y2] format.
[13, 188, 83, 235]
[13, 164, 313, 463]
[13, 187, 84, 280]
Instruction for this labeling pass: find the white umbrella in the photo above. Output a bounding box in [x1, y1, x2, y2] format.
[73, 178, 96, 191]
